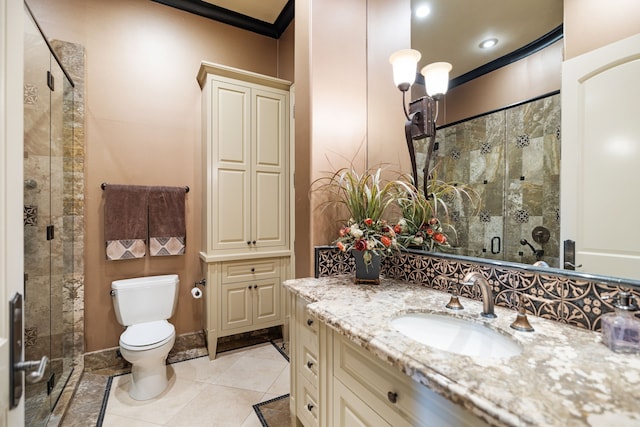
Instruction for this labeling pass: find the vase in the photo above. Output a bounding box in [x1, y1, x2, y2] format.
[352, 250, 381, 284]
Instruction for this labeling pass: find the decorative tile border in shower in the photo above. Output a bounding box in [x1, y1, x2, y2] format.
[314, 246, 637, 332]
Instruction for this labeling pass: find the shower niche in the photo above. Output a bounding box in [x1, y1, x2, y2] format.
[23, 6, 76, 425]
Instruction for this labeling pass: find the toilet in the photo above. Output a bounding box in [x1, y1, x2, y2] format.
[111, 274, 179, 400]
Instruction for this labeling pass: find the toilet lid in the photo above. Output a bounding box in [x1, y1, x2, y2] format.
[120, 320, 174, 348]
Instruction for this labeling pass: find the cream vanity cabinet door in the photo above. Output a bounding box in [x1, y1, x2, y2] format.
[333, 332, 489, 427]
[202, 66, 290, 255]
[220, 260, 282, 333]
[221, 277, 281, 331]
[333, 379, 392, 427]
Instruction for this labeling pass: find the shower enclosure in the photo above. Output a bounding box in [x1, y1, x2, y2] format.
[23, 6, 76, 425]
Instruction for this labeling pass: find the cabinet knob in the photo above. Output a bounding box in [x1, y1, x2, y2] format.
[306, 361, 314, 369]
[306, 318, 314, 326]
[251, 268, 255, 273]
[306, 403, 314, 411]
[246, 241, 251, 245]
[387, 391, 398, 404]
[248, 285, 252, 289]
[253, 285, 258, 289]
[252, 240, 256, 245]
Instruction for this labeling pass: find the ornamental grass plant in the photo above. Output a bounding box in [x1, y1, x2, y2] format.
[314, 167, 412, 266]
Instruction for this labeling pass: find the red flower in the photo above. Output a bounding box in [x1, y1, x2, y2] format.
[429, 217, 439, 225]
[394, 224, 402, 234]
[364, 218, 373, 226]
[426, 228, 434, 236]
[336, 242, 346, 252]
[433, 232, 447, 244]
[380, 236, 392, 247]
[354, 239, 367, 251]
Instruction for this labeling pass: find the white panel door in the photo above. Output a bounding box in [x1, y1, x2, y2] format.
[561, 34, 640, 279]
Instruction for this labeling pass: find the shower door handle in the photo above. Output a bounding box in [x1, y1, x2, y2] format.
[8, 293, 50, 410]
[16, 355, 49, 384]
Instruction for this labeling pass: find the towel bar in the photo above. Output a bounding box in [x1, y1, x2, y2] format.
[101, 183, 189, 193]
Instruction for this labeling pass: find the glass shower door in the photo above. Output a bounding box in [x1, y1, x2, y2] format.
[23, 10, 54, 425]
[23, 7, 75, 425]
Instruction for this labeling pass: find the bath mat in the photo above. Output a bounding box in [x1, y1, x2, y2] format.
[253, 394, 291, 427]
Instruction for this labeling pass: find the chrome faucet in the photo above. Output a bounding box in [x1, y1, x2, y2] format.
[461, 272, 496, 318]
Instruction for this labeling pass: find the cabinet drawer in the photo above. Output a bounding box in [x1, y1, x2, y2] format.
[334, 334, 488, 427]
[299, 339, 318, 385]
[297, 375, 319, 427]
[221, 259, 280, 283]
[300, 304, 319, 336]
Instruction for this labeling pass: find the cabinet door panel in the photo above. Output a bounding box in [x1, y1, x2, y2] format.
[214, 82, 249, 164]
[254, 171, 285, 246]
[211, 80, 252, 251]
[252, 88, 288, 249]
[253, 90, 285, 167]
[254, 278, 280, 325]
[334, 379, 392, 427]
[221, 283, 252, 330]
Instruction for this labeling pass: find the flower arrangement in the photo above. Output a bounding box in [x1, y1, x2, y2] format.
[314, 167, 410, 267]
[395, 170, 478, 252]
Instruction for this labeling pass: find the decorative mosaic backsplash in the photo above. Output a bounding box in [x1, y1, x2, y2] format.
[314, 246, 640, 332]
[416, 93, 561, 267]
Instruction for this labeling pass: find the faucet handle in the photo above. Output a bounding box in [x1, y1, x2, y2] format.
[445, 294, 464, 310]
[510, 293, 535, 332]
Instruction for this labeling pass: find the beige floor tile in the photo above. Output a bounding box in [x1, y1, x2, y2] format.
[101, 343, 291, 427]
[212, 354, 288, 393]
[163, 383, 264, 426]
[101, 413, 162, 427]
[169, 352, 242, 383]
[266, 365, 290, 396]
[105, 374, 207, 424]
[240, 411, 264, 427]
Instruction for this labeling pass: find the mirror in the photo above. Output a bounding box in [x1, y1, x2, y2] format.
[408, 0, 640, 287]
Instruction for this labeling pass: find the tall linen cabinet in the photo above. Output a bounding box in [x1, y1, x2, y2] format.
[197, 62, 294, 359]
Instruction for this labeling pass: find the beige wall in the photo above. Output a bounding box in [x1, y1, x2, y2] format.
[564, 0, 640, 60]
[441, 40, 563, 125]
[295, 0, 411, 277]
[27, 0, 293, 352]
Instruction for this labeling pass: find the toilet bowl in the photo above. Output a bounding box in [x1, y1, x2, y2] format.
[111, 275, 179, 400]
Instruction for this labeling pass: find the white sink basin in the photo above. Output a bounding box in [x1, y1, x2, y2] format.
[391, 313, 522, 359]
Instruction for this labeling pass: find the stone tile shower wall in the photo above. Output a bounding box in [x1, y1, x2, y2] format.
[51, 39, 85, 361]
[315, 247, 636, 333]
[422, 93, 561, 267]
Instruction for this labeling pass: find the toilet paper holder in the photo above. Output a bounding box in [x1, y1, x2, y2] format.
[194, 279, 206, 287]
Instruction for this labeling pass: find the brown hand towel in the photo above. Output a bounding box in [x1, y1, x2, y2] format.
[104, 185, 150, 260]
[149, 186, 186, 256]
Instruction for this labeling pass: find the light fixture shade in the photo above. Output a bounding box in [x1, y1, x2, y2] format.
[421, 62, 452, 97]
[389, 49, 421, 90]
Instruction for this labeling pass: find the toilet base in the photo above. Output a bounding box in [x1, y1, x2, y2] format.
[119, 333, 175, 401]
[128, 358, 169, 400]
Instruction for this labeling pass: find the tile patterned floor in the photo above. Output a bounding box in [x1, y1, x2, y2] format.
[100, 343, 290, 427]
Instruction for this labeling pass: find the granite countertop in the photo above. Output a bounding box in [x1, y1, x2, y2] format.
[283, 276, 640, 427]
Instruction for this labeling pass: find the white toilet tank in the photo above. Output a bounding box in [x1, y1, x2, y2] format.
[111, 274, 179, 326]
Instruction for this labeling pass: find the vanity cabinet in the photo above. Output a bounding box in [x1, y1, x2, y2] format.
[292, 294, 322, 427]
[198, 62, 293, 359]
[288, 291, 489, 427]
